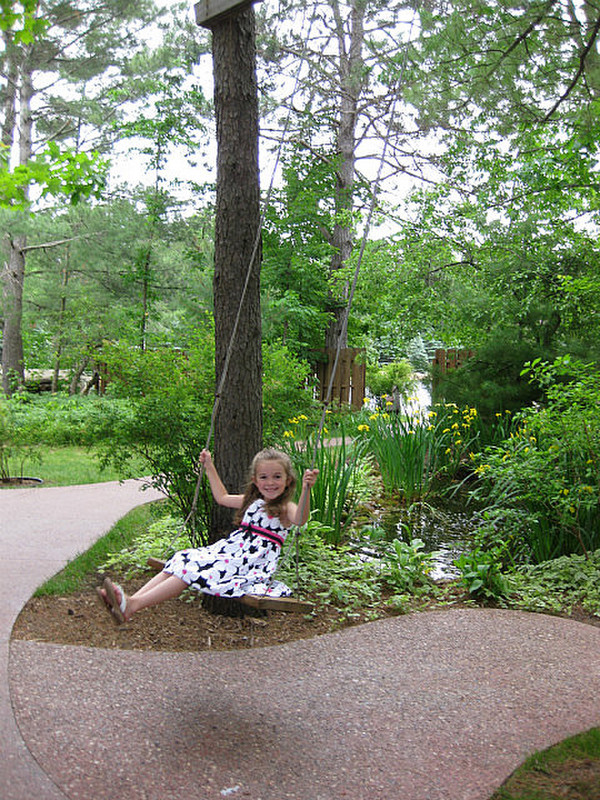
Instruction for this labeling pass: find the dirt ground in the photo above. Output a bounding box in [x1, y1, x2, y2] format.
[10, 573, 394, 653]
[11, 568, 600, 654]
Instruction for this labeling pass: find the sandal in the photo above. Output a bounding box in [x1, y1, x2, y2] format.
[102, 577, 128, 624]
[96, 586, 120, 625]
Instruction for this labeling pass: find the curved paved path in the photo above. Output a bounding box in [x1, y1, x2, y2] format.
[3, 483, 600, 800]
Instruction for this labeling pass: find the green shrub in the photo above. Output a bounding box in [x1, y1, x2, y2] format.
[470, 356, 600, 563]
[276, 521, 384, 618]
[433, 332, 545, 420]
[99, 514, 191, 578]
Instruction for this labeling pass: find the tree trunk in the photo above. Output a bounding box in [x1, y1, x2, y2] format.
[1, 236, 26, 393]
[209, 5, 263, 540]
[52, 247, 70, 393]
[1, 52, 33, 395]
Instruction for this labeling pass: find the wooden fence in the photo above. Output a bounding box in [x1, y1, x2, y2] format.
[314, 347, 366, 410]
[432, 348, 475, 373]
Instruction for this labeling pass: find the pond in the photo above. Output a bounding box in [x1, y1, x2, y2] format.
[380, 499, 482, 580]
[362, 378, 480, 579]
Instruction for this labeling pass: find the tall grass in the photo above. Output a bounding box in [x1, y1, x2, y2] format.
[365, 404, 480, 503]
[284, 428, 371, 545]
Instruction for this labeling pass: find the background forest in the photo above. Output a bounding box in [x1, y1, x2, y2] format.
[3, 0, 600, 395]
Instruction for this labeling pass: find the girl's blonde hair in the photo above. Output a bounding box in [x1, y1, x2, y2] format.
[234, 448, 297, 523]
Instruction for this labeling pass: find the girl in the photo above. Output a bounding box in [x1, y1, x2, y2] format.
[99, 447, 319, 624]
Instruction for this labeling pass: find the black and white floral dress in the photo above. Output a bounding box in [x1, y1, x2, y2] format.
[163, 498, 292, 598]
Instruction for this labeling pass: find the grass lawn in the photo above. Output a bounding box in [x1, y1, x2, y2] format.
[489, 728, 600, 799]
[13, 446, 143, 487]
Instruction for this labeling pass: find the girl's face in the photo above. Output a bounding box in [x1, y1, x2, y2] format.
[253, 459, 290, 500]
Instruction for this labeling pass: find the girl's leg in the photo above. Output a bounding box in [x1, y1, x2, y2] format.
[130, 570, 173, 599]
[103, 573, 187, 621]
[126, 574, 187, 616]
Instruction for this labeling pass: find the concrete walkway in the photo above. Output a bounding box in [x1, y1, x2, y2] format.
[3, 482, 600, 800]
[1, 480, 163, 800]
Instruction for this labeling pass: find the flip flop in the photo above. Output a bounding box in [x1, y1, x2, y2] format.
[102, 577, 128, 624]
[95, 585, 120, 625]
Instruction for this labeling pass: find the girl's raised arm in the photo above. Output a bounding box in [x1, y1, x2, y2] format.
[199, 449, 244, 509]
[287, 468, 319, 527]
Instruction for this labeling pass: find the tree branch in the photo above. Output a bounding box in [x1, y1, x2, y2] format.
[543, 9, 600, 121]
[20, 232, 102, 254]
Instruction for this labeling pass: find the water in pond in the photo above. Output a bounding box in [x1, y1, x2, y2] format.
[381, 500, 481, 580]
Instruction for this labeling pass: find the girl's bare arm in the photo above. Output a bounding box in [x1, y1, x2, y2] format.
[199, 449, 244, 509]
[287, 469, 319, 526]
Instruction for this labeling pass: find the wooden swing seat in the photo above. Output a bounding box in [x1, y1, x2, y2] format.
[146, 557, 313, 613]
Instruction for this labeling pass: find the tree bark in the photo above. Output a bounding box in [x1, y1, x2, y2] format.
[209, 5, 263, 539]
[1, 235, 26, 393]
[1, 50, 33, 395]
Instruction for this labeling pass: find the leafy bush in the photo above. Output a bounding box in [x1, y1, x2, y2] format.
[92, 338, 215, 539]
[99, 514, 191, 578]
[381, 537, 438, 594]
[434, 333, 545, 420]
[366, 359, 416, 410]
[454, 546, 512, 601]
[510, 549, 600, 616]
[276, 521, 384, 618]
[262, 341, 318, 440]
[7, 393, 112, 446]
[470, 356, 600, 563]
[0, 396, 41, 479]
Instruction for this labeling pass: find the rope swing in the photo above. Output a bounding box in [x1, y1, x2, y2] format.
[149, 4, 418, 612]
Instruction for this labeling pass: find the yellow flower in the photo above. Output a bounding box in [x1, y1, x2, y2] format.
[428, 410, 437, 418]
[445, 447, 452, 454]
[288, 417, 299, 425]
[443, 428, 450, 433]
[369, 413, 379, 421]
[283, 430, 295, 438]
[386, 400, 394, 407]
[562, 488, 569, 495]
[298, 414, 308, 421]
[357, 424, 370, 432]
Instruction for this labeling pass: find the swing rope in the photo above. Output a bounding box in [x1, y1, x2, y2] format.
[160, 4, 419, 605]
[259, 6, 420, 598]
